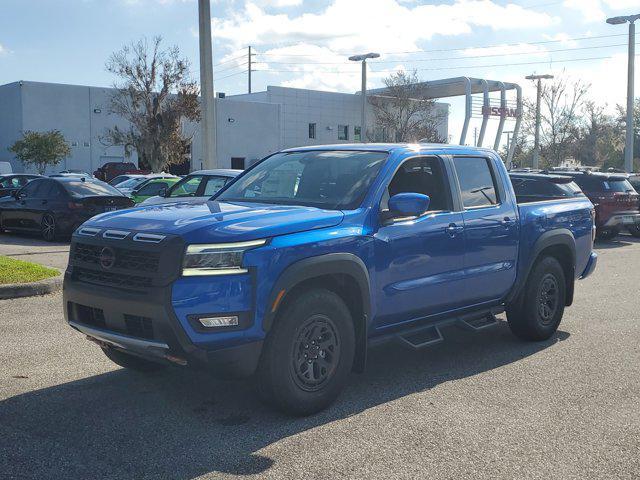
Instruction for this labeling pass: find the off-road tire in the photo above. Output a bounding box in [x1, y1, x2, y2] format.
[257, 288, 355, 416]
[507, 256, 566, 341]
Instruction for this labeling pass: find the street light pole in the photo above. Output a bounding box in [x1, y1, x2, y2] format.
[525, 74, 554, 169]
[349, 53, 380, 142]
[198, 0, 217, 169]
[607, 13, 640, 173]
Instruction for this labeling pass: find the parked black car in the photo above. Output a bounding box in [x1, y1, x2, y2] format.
[0, 174, 41, 198]
[0, 177, 134, 241]
[509, 172, 585, 203]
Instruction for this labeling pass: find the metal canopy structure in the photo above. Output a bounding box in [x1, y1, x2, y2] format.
[368, 76, 522, 167]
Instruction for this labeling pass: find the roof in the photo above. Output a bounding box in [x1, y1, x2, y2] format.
[367, 76, 520, 99]
[281, 143, 498, 155]
[191, 169, 242, 177]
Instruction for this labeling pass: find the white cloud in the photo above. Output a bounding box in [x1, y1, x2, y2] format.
[562, 0, 605, 23]
[253, 0, 302, 7]
[0, 44, 8, 56]
[604, 0, 640, 8]
[212, 0, 558, 53]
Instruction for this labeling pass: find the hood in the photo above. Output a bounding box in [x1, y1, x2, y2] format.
[84, 201, 345, 243]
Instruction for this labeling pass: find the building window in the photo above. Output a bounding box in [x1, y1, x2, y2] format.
[338, 125, 349, 140]
[308, 123, 316, 139]
[231, 157, 245, 170]
[354, 126, 361, 141]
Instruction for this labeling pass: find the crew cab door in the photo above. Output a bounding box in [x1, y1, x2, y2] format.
[373, 155, 466, 328]
[452, 156, 519, 303]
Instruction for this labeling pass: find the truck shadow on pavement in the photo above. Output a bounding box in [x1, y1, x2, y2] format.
[594, 234, 640, 250]
[0, 322, 569, 479]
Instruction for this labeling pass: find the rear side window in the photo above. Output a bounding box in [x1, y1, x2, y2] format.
[453, 157, 499, 208]
[203, 176, 228, 196]
[138, 181, 168, 196]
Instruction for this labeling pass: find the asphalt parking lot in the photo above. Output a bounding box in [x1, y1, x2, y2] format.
[1, 235, 639, 479]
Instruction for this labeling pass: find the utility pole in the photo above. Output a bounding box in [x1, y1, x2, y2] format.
[607, 14, 639, 173]
[248, 46, 252, 94]
[348, 53, 380, 143]
[473, 127, 478, 147]
[198, 0, 217, 169]
[526, 74, 554, 169]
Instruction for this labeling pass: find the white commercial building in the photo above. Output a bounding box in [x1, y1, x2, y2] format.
[0, 81, 449, 174]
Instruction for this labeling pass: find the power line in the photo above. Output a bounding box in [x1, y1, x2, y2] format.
[259, 54, 637, 76]
[255, 33, 628, 58]
[214, 61, 248, 75]
[213, 53, 246, 68]
[214, 70, 248, 82]
[255, 42, 637, 66]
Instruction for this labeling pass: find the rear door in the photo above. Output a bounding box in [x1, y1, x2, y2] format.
[452, 156, 519, 304]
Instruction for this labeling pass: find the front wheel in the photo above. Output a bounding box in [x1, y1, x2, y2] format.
[507, 256, 566, 341]
[627, 224, 640, 238]
[257, 289, 355, 416]
[41, 213, 56, 242]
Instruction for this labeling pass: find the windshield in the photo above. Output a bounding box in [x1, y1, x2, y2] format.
[117, 177, 148, 189]
[603, 179, 634, 193]
[168, 175, 204, 197]
[63, 180, 124, 197]
[217, 150, 387, 209]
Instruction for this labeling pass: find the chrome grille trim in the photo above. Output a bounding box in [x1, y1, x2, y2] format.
[102, 229, 131, 240]
[133, 233, 166, 243]
[77, 227, 100, 237]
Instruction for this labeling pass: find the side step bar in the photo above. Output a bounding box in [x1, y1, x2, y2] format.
[384, 307, 504, 351]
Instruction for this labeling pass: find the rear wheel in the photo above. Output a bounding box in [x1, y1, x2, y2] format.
[596, 228, 618, 241]
[257, 289, 355, 416]
[507, 256, 566, 341]
[102, 347, 166, 372]
[41, 213, 56, 241]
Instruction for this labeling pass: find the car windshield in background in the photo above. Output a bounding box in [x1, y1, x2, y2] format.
[63, 180, 124, 197]
[574, 175, 634, 193]
[217, 150, 388, 209]
[168, 175, 203, 197]
[116, 177, 147, 189]
[603, 178, 635, 193]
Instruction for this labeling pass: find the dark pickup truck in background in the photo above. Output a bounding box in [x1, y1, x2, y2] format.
[64, 144, 598, 415]
[93, 162, 150, 182]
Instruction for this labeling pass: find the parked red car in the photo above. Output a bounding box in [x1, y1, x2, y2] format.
[558, 171, 640, 240]
[93, 162, 149, 182]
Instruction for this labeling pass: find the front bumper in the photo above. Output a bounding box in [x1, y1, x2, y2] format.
[63, 274, 263, 378]
[579, 252, 598, 280]
[602, 212, 640, 228]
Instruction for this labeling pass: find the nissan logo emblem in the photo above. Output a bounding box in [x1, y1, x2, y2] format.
[99, 247, 116, 270]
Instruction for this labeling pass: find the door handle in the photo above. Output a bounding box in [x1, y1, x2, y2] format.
[501, 217, 515, 227]
[446, 223, 464, 237]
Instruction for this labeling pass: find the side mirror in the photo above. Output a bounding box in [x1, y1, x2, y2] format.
[158, 186, 168, 197]
[387, 193, 430, 218]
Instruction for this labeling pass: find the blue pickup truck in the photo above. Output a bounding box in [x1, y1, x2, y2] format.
[63, 144, 597, 415]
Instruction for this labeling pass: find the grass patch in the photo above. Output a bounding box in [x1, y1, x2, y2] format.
[0, 256, 59, 285]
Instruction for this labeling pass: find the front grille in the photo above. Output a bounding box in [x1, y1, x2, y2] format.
[75, 267, 152, 290]
[72, 243, 160, 273]
[124, 314, 155, 340]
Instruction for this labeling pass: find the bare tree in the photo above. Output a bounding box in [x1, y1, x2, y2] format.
[368, 70, 446, 143]
[522, 76, 589, 167]
[574, 102, 624, 168]
[103, 37, 200, 172]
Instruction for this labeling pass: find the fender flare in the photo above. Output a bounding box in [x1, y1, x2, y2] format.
[263, 252, 371, 331]
[507, 229, 576, 305]
[263, 253, 371, 373]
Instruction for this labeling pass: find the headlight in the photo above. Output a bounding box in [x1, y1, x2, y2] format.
[182, 239, 266, 276]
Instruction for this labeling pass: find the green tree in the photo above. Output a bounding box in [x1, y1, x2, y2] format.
[9, 130, 71, 174]
[102, 36, 200, 172]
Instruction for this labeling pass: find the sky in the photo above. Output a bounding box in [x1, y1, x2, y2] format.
[0, 0, 638, 146]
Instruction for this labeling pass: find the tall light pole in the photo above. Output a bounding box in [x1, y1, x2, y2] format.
[607, 14, 640, 173]
[526, 74, 554, 169]
[349, 52, 380, 142]
[198, 0, 217, 169]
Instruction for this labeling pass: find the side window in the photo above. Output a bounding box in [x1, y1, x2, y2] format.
[169, 176, 203, 197]
[383, 157, 451, 212]
[453, 157, 499, 208]
[338, 125, 348, 141]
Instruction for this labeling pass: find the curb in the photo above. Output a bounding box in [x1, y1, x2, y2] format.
[0, 273, 63, 300]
